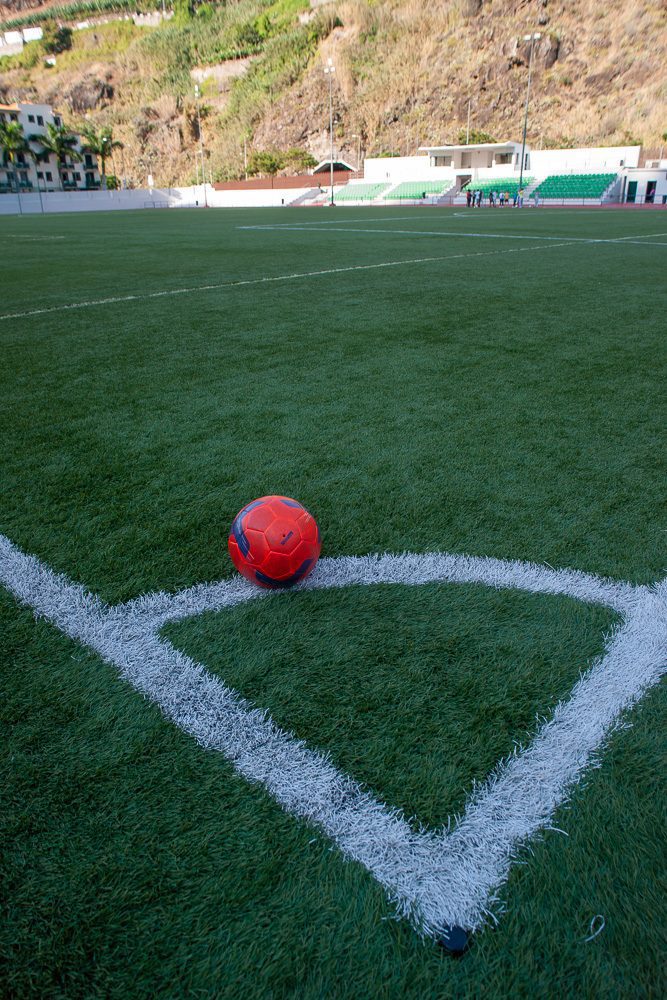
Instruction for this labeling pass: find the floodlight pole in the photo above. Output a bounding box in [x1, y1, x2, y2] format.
[519, 31, 540, 192]
[324, 58, 335, 205]
[194, 84, 208, 207]
[352, 133, 361, 174]
[466, 99, 471, 144]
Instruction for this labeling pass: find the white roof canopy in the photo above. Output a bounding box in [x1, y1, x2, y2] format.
[419, 142, 523, 154]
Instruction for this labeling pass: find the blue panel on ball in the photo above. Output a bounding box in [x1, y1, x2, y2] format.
[231, 499, 266, 559]
[280, 498, 303, 509]
[231, 514, 250, 557]
[255, 558, 314, 589]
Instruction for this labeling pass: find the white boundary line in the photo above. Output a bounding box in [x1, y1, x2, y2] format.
[1, 532, 664, 937]
[239, 224, 667, 247]
[8, 235, 67, 241]
[0, 240, 578, 323]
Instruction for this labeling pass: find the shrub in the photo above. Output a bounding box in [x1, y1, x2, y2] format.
[41, 20, 73, 55]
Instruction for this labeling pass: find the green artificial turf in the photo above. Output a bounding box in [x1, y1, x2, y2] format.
[1, 206, 665, 998]
[165, 584, 617, 829]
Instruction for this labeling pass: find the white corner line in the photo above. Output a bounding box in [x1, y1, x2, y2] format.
[0, 240, 578, 323]
[0, 532, 664, 937]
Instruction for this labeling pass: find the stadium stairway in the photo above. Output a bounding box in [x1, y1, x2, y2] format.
[287, 187, 323, 206]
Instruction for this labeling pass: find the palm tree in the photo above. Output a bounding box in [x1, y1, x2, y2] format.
[29, 122, 81, 191]
[81, 125, 123, 189]
[0, 120, 33, 192]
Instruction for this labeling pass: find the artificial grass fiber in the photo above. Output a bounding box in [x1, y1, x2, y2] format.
[1, 205, 665, 998]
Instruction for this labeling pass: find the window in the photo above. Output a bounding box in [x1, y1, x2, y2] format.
[54, 116, 61, 126]
[10, 112, 18, 121]
[62, 171, 69, 181]
[37, 115, 44, 126]
[86, 172, 95, 187]
[74, 173, 81, 182]
[37, 171, 43, 180]
[28, 114, 35, 123]
[85, 154, 93, 167]
[46, 172, 52, 182]
[433, 155, 452, 167]
[17, 153, 26, 165]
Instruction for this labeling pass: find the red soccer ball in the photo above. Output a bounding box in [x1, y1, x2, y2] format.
[228, 495, 321, 589]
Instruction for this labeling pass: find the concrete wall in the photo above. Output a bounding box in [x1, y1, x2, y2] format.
[529, 146, 640, 174]
[364, 156, 453, 183]
[0, 186, 200, 215]
[208, 187, 312, 207]
[621, 169, 667, 204]
[0, 184, 317, 214]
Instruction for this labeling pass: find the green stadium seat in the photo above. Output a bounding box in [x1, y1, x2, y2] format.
[462, 178, 533, 197]
[384, 181, 452, 200]
[533, 173, 617, 199]
[334, 183, 389, 202]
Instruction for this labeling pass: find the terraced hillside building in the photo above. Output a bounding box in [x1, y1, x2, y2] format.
[0, 101, 101, 193]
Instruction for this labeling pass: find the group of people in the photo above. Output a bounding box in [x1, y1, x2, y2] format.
[465, 188, 539, 208]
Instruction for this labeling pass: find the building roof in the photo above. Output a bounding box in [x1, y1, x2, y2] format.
[312, 159, 356, 173]
[0, 103, 20, 111]
[418, 142, 523, 153]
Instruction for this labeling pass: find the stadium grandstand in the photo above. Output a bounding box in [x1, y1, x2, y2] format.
[532, 173, 619, 199]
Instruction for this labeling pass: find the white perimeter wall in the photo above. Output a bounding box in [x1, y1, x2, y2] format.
[364, 156, 454, 183]
[529, 145, 640, 174]
[0, 184, 315, 214]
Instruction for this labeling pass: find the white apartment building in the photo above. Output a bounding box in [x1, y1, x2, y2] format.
[0, 101, 101, 193]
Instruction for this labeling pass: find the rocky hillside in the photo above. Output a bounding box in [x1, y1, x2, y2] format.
[1, 0, 665, 186]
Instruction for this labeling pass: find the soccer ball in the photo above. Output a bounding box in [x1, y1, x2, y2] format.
[228, 495, 321, 589]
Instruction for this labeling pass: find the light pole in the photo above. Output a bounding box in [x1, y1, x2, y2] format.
[466, 98, 471, 144]
[324, 57, 335, 205]
[101, 134, 108, 189]
[519, 31, 541, 193]
[351, 132, 362, 174]
[194, 84, 208, 207]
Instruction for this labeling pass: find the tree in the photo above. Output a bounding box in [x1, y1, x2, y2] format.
[246, 150, 283, 177]
[457, 128, 497, 145]
[29, 122, 81, 190]
[283, 148, 317, 173]
[0, 120, 33, 191]
[80, 125, 123, 189]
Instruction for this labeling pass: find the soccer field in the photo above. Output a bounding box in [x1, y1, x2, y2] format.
[1, 206, 665, 998]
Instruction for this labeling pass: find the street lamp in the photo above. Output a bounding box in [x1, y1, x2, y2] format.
[194, 84, 208, 207]
[324, 57, 335, 205]
[519, 31, 541, 194]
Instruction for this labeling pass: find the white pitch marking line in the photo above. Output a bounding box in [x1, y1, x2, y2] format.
[240, 215, 420, 228]
[0, 240, 578, 323]
[7, 234, 67, 241]
[242, 224, 667, 247]
[1, 532, 664, 937]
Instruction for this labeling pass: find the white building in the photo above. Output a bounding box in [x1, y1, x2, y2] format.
[357, 140, 649, 203]
[0, 101, 101, 193]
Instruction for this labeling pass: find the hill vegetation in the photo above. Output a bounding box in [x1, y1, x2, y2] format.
[1, 0, 665, 186]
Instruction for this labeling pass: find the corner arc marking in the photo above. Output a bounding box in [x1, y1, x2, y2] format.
[0, 532, 663, 938]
